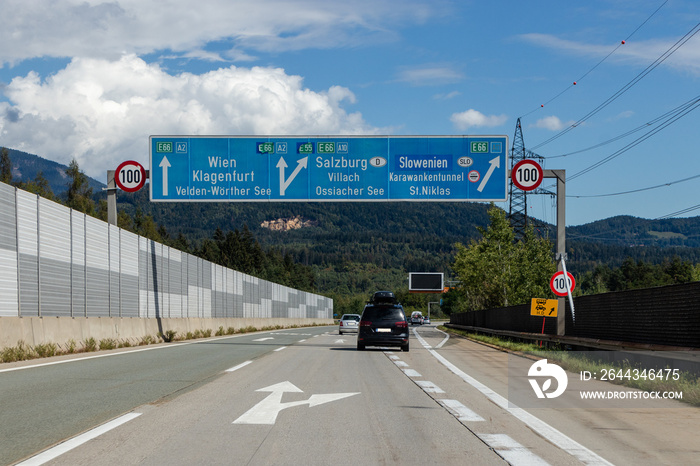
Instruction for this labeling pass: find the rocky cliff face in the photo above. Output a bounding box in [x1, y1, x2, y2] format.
[260, 216, 317, 231]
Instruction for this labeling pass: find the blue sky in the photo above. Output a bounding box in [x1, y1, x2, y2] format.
[0, 0, 698, 226]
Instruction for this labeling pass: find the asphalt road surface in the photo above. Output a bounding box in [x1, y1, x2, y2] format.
[1, 324, 698, 465]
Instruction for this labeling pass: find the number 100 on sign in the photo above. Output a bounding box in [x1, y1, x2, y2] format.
[511, 159, 543, 191]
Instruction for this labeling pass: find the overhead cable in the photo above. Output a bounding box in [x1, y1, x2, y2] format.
[519, 0, 668, 118]
[549, 96, 700, 159]
[531, 21, 700, 150]
[568, 98, 700, 180]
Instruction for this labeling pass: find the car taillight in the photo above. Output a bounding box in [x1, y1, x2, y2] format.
[360, 321, 372, 327]
[396, 321, 408, 329]
[340, 321, 344, 326]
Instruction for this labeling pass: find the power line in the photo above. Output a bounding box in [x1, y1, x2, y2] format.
[531, 21, 700, 151]
[655, 204, 700, 220]
[548, 96, 700, 159]
[568, 172, 700, 198]
[519, 0, 668, 118]
[568, 98, 700, 180]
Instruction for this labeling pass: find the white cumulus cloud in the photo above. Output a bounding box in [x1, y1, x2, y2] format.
[450, 109, 507, 131]
[0, 0, 439, 65]
[532, 115, 574, 131]
[0, 55, 376, 179]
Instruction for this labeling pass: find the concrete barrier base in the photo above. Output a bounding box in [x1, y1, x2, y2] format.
[0, 316, 334, 350]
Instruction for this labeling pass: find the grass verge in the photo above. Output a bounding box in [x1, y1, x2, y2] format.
[1, 323, 329, 364]
[440, 326, 700, 407]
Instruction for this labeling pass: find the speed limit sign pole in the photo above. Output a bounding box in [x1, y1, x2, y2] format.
[106, 170, 118, 225]
[106, 161, 148, 226]
[511, 165, 568, 335]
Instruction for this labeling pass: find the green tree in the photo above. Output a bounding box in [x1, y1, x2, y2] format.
[451, 206, 555, 311]
[65, 159, 95, 214]
[17, 171, 56, 201]
[0, 147, 12, 184]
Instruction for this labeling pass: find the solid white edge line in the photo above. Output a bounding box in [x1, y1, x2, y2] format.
[0, 328, 324, 374]
[428, 349, 614, 466]
[274, 346, 287, 352]
[225, 360, 253, 372]
[16, 412, 142, 466]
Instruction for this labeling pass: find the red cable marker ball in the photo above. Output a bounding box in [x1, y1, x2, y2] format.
[573, 81, 577, 85]
[621, 40, 625, 44]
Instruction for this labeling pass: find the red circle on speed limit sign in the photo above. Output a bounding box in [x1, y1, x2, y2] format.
[550, 271, 575, 297]
[115, 160, 146, 192]
[511, 159, 543, 191]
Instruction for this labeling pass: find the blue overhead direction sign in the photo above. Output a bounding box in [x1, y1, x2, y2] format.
[149, 136, 508, 202]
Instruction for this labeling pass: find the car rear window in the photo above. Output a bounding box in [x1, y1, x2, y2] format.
[361, 306, 406, 321]
[342, 315, 360, 321]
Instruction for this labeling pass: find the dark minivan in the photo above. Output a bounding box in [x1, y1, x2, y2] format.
[357, 303, 409, 352]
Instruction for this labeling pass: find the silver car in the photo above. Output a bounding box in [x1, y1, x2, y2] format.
[339, 314, 360, 334]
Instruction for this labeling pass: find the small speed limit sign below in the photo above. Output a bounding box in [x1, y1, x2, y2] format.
[550, 271, 576, 297]
[511, 159, 543, 191]
[115, 160, 146, 193]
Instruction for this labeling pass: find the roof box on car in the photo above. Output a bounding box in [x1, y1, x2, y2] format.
[372, 291, 397, 304]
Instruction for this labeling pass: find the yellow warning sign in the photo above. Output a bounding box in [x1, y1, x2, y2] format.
[530, 298, 558, 317]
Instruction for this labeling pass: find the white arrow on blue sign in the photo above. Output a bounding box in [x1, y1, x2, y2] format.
[149, 135, 508, 202]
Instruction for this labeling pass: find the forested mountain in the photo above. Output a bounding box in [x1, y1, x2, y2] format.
[3, 148, 700, 311]
[4, 148, 106, 195]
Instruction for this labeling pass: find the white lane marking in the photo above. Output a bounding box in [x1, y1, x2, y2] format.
[434, 328, 450, 349]
[17, 412, 142, 466]
[388, 355, 400, 360]
[274, 346, 287, 352]
[253, 337, 274, 342]
[226, 360, 253, 372]
[0, 329, 329, 374]
[393, 360, 409, 368]
[233, 381, 359, 425]
[412, 326, 450, 349]
[412, 327, 431, 348]
[298, 339, 307, 343]
[0, 339, 207, 373]
[416, 380, 445, 394]
[403, 369, 422, 377]
[334, 339, 346, 344]
[477, 433, 550, 466]
[438, 399, 484, 422]
[428, 349, 614, 465]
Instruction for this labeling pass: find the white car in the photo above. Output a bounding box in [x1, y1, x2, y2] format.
[339, 314, 360, 334]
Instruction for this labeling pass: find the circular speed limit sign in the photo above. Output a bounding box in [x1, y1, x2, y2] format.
[511, 159, 543, 191]
[115, 160, 146, 193]
[550, 271, 576, 297]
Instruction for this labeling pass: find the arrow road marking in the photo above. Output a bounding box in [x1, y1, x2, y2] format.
[159, 156, 171, 196]
[276, 156, 308, 196]
[477, 156, 500, 193]
[233, 381, 359, 425]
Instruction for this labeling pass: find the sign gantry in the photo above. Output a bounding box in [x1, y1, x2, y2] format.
[149, 136, 508, 202]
